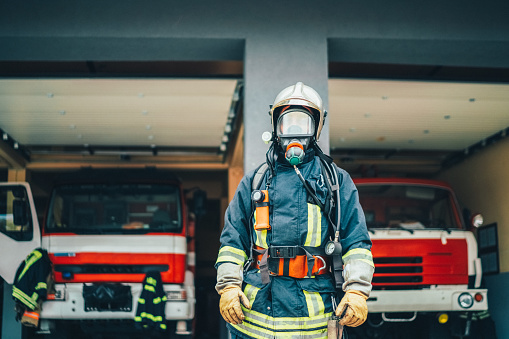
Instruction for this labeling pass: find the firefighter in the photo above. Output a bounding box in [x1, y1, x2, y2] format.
[215, 82, 374, 338]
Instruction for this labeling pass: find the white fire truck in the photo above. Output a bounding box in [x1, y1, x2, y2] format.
[0, 168, 200, 338]
[353, 178, 488, 338]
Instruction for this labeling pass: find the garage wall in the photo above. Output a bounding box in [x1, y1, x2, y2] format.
[437, 136, 509, 273]
[437, 136, 509, 338]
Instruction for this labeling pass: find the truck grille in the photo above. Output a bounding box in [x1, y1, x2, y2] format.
[372, 256, 425, 290]
[371, 238, 469, 290]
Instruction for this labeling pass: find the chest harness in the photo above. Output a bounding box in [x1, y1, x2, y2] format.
[246, 153, 345, 288]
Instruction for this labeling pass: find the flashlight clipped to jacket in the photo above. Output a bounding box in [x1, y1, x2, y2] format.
[251, 190, 271, 231]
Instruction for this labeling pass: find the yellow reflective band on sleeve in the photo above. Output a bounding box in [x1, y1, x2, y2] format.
[216, 246, 248, 266]
[18, 250, 43, 282]
[231, 306, 330, 339]
[342, 248, 375, 268]
[303, 290, 325, 317]
[153, 297, 162, 304]
[139, 312, 163, 323]
[146, 277, 157, 286]
[12, 287, 37, 310]
[243, 284, 260, 306]
[31, 292, 39, 302]
[138, 298, 145, 304]
[160, 323, 167, 329]
[144, 285, 156, 292]
[305, 203, 321, 247]
[35, 282, 47, 290]
[134, 316, 142, 322]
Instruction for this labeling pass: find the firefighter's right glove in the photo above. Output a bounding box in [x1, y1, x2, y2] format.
[336, 290, 368, 327]
[219, 285, 251, 325]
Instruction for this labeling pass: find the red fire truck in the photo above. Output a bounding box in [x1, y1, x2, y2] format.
[353, 178, 488, 338]
[0, 168, 200, 338]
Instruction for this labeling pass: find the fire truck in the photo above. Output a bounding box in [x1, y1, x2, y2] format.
[352, 178, 488, 338]
[0, 168, 200, 338]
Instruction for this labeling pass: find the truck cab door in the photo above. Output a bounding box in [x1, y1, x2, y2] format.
[0, 182, 41, 284]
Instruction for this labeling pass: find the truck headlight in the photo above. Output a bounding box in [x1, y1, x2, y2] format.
[458, 293, 474, 309]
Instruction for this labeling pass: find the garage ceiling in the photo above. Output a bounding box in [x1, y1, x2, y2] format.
[1, 75, 508, 177]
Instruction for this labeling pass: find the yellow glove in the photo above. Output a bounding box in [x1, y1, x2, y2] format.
[219, 285, 251, 324]
[336, 290, 368, 327]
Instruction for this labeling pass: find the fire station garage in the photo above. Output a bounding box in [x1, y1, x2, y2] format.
[1, 1, 509, 339]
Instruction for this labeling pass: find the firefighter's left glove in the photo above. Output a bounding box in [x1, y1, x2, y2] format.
[219, 285, 251, 325]
[336, 290, 368, 327]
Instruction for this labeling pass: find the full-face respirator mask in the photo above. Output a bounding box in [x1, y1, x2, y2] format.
[276, 108, 315, 165]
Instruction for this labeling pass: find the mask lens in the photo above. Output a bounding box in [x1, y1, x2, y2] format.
[277, 110, 314, 137]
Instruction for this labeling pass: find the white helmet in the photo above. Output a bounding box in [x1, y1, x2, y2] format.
[269, 82, 326, 140]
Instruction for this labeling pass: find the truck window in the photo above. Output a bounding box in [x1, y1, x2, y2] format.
[0, 186, 33, 241]
[45, 183, 182, 234]
[357, 184, 461, 230]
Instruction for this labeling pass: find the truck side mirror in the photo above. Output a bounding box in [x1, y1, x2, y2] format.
[463, 208, 483, 230]
[13, 199, 28, 226]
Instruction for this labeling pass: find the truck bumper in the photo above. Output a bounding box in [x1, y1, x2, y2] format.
[367, 287, 488, 313]
[40, 282, 195, 320]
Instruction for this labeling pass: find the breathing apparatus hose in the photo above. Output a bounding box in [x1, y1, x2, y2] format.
[293, 165, 324, 210]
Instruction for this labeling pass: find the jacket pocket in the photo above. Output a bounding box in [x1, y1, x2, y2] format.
[297, 275, 336, 317]
[305, 173, 328, 208]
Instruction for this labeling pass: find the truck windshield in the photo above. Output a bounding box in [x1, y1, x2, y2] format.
[357, 184, 461, 231]
[46, 183, 182, 234]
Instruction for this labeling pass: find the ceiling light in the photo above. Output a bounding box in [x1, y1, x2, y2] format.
[69, 124, 76, 129]
[381, 96, 388, 100]
[138, 93, 144, 98]
[47, 93, 54, 98]
[146, 125, 151, 130]
[469, 98, 476, 102]
[349, 128, 356, 133]
[142, 110, 148, 115]
[364, 113, 371, 118]
[219, 144, 227, 152]
[444, 115, 451, 120]
[13, 142, 19, 149]
[59, 110, 66, 115]
[2, 133, 8, 140]
[148, 135, 154, 140]
[423, 130, 429, 134]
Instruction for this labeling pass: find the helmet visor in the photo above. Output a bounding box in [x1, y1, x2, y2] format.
[276, 110, 315, 137]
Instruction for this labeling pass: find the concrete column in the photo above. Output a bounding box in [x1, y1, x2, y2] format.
[243, 34, 329, 172]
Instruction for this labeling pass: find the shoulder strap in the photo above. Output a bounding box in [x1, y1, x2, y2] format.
[245, 162, 269, 275]
[252, 162, 269, 190]
[319, 158, 340, 232]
